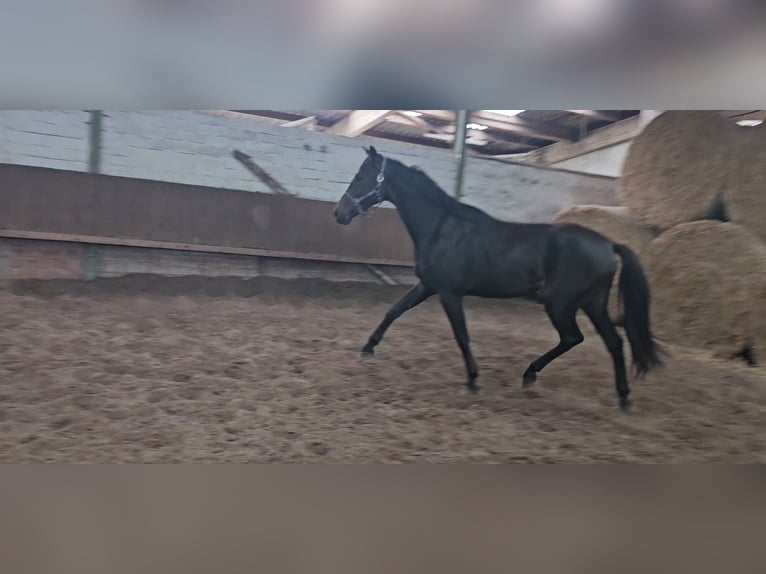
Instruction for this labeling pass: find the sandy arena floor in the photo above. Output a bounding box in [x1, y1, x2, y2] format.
[1, 275, 764, 462]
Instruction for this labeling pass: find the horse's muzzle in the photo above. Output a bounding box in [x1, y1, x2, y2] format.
[334, 208, 352, 225]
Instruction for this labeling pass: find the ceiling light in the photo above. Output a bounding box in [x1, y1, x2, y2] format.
[466, 122, 488, 130]
[402, 111, 423, 117]
[737, 119, 763, 127]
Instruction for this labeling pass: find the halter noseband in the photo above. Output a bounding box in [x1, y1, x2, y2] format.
[344, 157, 387, 217]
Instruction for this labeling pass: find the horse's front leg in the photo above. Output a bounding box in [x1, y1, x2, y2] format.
[361, 282, 434, 356]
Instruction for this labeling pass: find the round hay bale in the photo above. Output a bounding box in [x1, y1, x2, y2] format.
[555, 205, 655, 256]
[723, 124, 766, 243]
[644, 221, 766, 358]
[618, 111, 738, 230]
[555, 205, 656, 318]
[753, 279, 766, 366]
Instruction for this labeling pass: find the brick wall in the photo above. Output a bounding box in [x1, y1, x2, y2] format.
[0, 111, 618, 223]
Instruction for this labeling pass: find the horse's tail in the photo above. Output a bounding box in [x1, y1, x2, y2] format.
[613, 243, 664, 377]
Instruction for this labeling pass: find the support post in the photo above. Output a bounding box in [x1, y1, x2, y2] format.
[87, 110, 103, 174]
[85, 110, 103, 280]
[453, 110, 468, 198]
[84, 245, 98, 280]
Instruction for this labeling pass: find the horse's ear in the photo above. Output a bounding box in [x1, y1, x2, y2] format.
[366, 145, 378, 158]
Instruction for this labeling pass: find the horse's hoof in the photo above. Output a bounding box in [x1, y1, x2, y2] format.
[619, 398, 633, 413]
[463, 383, 480, 396]
[360, 345, 375, 358]
[522, 372, 536, 389]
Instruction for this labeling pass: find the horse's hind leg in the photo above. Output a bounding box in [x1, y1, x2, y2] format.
[522, 299, 584, 388]
[582, 278, 632, 412]
[361, 282, 434, 356]
[439, 292, 480, 395]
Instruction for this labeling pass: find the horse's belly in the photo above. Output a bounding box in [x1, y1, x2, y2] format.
[419, 256, 543, 298]
[467, 268, 543, 299]
[467, 284, 537, 299]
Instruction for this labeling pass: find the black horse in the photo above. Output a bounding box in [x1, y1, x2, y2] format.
[333, 146, 662, 411]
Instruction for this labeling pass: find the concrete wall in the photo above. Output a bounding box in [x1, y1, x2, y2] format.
[0, 110, 618, 224]
[549, 142, 630, 178]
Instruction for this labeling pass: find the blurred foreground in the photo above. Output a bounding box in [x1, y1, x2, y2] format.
[2, 276, 763, 463]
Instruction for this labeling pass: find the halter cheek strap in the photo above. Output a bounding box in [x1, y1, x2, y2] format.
[345, 158, 387, 217]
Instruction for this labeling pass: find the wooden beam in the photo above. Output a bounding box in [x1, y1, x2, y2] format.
[326, 110, 392, 137]
[638, 110, 663, 129]
[422, 131, 490, 146]
[473, 128, 539, 149]
[365, 264, 398, 286]
[232, 150, 295, 196]
[473, 111, 579, 142]
[721, 110, 765, 120]
[414, 110, 456, 122]
[521, 115, 641, 166]
[484, 152, 535, 161]
[566, 110, 624, 123]
[229, 110, 306, 122]
[415, 110, 578, 142]
[384, 111, 441, 133]
[281, 115, 316, 128]
[199, 110, 287, 122]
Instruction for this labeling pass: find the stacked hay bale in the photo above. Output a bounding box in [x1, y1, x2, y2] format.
[722, 125, 766, 243]
[732, 125, 766, 364]
[734, 131, 766, 359]
[555, 111, 766, 364]
[554, 205, 656, 318]
[618, 110, 739, 230]
[756, 282, 766, 366]
[643, 221, 766, 359]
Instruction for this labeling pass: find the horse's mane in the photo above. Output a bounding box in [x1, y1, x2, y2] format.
[390, 159, 496, 224]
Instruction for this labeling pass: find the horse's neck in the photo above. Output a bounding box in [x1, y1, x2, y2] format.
[387, 171, 449, 249]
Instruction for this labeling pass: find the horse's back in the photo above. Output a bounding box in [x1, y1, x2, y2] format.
[547, 222, 618, 278]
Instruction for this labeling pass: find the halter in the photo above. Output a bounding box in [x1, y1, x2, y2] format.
[344, 157, 387, 217]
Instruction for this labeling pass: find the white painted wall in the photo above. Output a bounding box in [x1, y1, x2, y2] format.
[0, 110, 619, 223]
[0, 110, 91, 172]
[550, 142, 631, 178]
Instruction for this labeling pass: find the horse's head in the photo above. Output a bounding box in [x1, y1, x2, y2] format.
[334, 146, 388, 225]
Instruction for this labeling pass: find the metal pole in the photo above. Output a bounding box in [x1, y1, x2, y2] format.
[453, 109, 468, 198]
[87, 110, 103, 174]
[85, 110, 103, 281]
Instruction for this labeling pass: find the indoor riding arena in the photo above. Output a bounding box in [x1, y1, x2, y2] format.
[1, 110, 765, 463]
